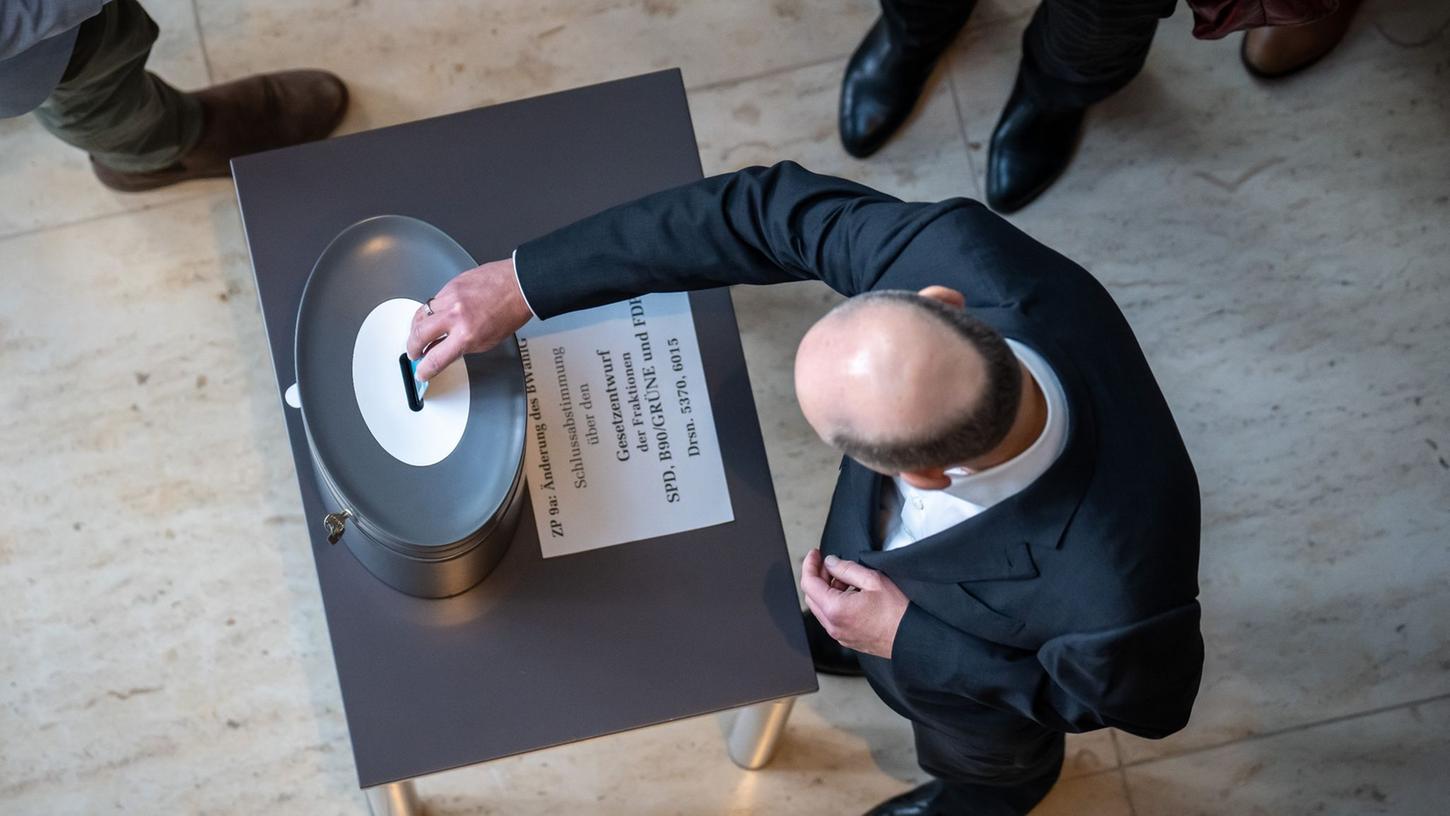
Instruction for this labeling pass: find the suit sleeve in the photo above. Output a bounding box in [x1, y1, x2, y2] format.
[891, 601, 1204, 738]
[513, 161, 987, 318]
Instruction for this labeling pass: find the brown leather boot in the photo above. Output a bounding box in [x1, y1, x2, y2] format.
[1240, 0, 1364, 79]
[92, 69, 349, 193]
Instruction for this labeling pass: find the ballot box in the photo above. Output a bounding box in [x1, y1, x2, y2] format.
[232, 70, 817, 814]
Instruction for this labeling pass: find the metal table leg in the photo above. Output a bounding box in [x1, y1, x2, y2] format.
[727, 697, 795, 770]
[365, 780, 423, 816]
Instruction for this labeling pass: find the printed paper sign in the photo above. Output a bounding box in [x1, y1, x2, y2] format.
[515, 292, 734, 557]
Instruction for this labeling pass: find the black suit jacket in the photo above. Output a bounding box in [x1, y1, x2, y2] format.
[516, 162, 1204, 742]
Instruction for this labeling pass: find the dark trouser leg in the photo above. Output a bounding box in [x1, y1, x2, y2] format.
[1019, 0, 1177, 110]
[912, 722, 1065, 815]
[879, 0, 979, 56]
[33, 0, 202, 173]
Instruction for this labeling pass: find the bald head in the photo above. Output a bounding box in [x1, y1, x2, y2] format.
[794, 290, 1022, 474]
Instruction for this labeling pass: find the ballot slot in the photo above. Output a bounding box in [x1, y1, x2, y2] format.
[399, 352, 425, 412]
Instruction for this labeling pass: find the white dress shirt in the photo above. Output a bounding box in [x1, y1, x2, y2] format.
[879, 339, 1069, 550]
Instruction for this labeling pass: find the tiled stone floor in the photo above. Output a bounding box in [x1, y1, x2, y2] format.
[2, 0, 1447, 813]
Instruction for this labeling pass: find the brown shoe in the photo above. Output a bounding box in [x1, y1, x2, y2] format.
[1240, 0, 1364, 80]
[92, 69, 349, 193]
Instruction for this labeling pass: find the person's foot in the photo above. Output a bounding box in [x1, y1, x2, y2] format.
[804, 609, 864, 677]
[92, 69, 349, 193]
[839, 18, 947, 159]
[864, 781, 958, 815]
[1240, 0, 1364, 79]
[985, 74, 1084, 214]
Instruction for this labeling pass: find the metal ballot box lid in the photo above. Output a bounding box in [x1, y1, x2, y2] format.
[290, 215, 526, 598]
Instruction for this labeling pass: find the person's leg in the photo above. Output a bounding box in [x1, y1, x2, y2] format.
[917, 723, 1063, 814]
[1019, 0, 1177, 110]
[867, 722, 1064, 815]
[879, 0, 977, 57]
[985, 0, 1175, 212]
[839, 0, 977, 158]
[34, 0, 202, 173]
[32, 0, 347, 192]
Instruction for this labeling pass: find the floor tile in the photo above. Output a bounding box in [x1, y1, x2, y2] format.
[0, 193, 356, 814]
[1125, 695, 1450, 816]
[0, 0, 222, 240]
[411, 677, 912, 815]
[691, 56, 974, 200]
[413, 676, 1122, 814]
[944, 1, 1450, 764]
[192, 0, 886, 133]
[1034, 770, 1135, 816]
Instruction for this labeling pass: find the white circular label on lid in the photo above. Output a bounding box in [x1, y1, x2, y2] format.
[351, 298, 469, 467]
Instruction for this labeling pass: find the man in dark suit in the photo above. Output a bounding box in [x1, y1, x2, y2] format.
[408, 162, 1203, 815]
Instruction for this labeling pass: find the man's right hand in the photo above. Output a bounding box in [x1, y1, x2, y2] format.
[407, 257, 534, 381]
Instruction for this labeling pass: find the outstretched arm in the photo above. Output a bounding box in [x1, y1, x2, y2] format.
[407, 161, 981, 379]
[513, 160, 976, 317]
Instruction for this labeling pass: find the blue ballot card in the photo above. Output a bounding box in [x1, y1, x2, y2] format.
[399, 352, 429, 411]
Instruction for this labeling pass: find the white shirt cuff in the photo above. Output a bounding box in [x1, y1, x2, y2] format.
[510, 248, 536, 318]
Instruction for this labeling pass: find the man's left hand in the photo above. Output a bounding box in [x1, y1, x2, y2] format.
[800, 549, 909, 659]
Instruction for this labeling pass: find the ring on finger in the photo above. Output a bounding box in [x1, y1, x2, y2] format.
[424, 297, 436, 316]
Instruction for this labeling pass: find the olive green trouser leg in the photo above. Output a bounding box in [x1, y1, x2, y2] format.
[33, 0, 202, 173]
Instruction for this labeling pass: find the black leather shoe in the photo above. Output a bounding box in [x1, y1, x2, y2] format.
[804, 610, 864, 677]
[985, 74, 1085, 213]
[864, 781, 959, 815]
[839, 19, 946, 159]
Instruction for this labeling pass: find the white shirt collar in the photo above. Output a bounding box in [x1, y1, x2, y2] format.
[880, 339, 1071, 551]
[931, 339, 1067, 507]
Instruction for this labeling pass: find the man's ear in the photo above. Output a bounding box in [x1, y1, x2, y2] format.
[900, 468, 952, 490]
[917, 285, 966, 310]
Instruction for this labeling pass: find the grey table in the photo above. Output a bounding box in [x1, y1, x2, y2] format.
[232, 70, 817, 814]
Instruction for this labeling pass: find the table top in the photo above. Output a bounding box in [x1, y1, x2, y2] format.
[232, 69, 817, 788]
